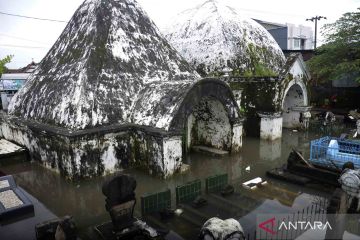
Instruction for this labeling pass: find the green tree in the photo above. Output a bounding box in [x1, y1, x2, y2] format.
[0, 55, 13, 77]
[308, 8, 360, 83]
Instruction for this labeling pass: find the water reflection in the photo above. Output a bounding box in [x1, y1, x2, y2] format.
[259, 139, 282, 161]
[0, 129, 333, 236]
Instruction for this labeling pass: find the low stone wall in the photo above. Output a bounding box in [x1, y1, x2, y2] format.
[0, 114, 182, 180]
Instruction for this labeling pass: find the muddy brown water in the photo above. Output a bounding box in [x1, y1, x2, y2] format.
[0, 129, 351, 239]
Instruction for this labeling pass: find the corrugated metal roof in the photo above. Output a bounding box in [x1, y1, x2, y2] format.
[0, 73, 30, 80]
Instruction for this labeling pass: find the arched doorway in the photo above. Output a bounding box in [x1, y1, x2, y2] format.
[186, 97, 232, 151]
[282, 81, 308, 128]
[169, 78, 243, 153]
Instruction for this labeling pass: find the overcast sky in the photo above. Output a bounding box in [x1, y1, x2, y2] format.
[0, 0, 359, 68]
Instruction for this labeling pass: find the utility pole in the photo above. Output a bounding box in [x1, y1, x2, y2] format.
[306, 16, 326, 49]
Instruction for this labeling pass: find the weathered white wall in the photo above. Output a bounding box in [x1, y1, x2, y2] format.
[162, 136, 182, 176]
[0, 116, 182, 179]
[260, 115, 283, 140]
[282, 83, 306, 128]
[190, 98, 232, 150]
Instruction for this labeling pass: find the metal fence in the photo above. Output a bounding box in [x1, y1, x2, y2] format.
[175, 179, 201, 205]
[141, 189, 171, 216]
[246, 198, 329, 240]
[309, 136, 360, 169]
[205, 173, 228, 193]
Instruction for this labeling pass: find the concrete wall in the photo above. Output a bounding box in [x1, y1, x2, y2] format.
[259, 114, 283, 140]
[0, 115, 182, 180]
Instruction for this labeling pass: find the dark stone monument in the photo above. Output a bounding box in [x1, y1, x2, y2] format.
[102, 174, 137, 232]
[98, 174, 160, 239]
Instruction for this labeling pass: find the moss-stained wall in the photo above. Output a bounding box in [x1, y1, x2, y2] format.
[0, 114, 182, 180]
[226, 77, 281, 136]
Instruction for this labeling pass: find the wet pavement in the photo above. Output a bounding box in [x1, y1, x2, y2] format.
[0, 129, 350, 239]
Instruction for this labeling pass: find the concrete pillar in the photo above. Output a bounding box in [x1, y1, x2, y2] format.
[162, 136, 182, 177]
[231, 122, 243, 152]
[258, 112, 283, 141]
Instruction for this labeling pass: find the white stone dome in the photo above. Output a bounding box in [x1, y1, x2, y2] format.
[164, 0, 286, 76]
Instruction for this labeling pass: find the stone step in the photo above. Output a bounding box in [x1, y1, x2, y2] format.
[191, 146, 229, 156]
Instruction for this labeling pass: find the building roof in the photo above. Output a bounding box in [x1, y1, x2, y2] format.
[1, 73, 30, 80]
[164, 0, 285, 76]
[252, 19, 287, 30]
[6, 61, 38, 74]
[9, 0, 205, 131]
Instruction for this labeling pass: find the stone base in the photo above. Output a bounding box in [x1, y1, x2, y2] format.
[258, 113, 283, 141]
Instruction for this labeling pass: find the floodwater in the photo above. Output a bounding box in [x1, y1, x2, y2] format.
[0, 128, 352, 239]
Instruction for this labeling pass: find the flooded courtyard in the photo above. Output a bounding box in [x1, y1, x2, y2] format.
[0, 128, 346, 239]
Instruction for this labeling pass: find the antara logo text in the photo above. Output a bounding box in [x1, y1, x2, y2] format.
[258, 217, 332, 235]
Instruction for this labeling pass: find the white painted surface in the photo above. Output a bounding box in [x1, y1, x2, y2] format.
[231, 123, 243, 152]
[260, 116, 283, 140]
[186, 113, 195, 150]
[282, 82, 307, 128]
[162, 136, 182, 177]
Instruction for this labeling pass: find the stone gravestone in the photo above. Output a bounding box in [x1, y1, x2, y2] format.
[102, 174, 137, 232]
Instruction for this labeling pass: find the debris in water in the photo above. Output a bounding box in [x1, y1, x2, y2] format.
[242, 177, 267, 190]
[174, 208, 183, 216]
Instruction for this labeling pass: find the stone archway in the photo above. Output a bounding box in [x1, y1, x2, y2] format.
[170, 78, 243, 153]
[282, 80, 308, 128]
[186, 97, 232, 151]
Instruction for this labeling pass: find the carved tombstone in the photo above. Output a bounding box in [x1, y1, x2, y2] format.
[102, 174, 137, 231]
